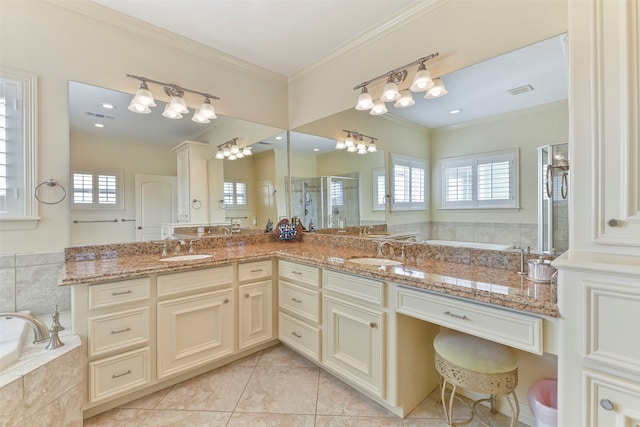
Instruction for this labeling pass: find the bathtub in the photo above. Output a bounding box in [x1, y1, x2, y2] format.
[425, 240, 514, 251]
[0, 312, 30, 371]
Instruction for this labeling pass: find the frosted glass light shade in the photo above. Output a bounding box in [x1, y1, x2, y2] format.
[410, 64, 434, 92]
[191, 113, 210, 124]
[344, 133, 354, 147]
[367, 141, 377, 152]
[335, 140, 346, 150]
[394, 90, 415, 108]
[355, 87, 374, 110]
[242, 146, 252, 156]
[198, 98, 217, 119]
[380, 81, 400, 102]
[168, 96, 189, 114]
[425, 78, 448, 99]
[370, 100, 388, 115]
[128, 99, 151, 114]
[132, 82, 156, 107]
[162, 104, 183, 119]
[215, 149, 224, 159]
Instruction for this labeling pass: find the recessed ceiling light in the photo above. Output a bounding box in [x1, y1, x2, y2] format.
[94, 123, 105, 128]
[275, 136, 283, 140]
[313, 148, 320, 152]
[449, 109, 461, 114]
[100, 103, 115, 109]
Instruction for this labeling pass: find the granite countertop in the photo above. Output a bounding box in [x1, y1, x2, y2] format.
[60, 239, 558, 317]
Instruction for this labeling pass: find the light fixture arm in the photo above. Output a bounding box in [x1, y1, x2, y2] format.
[342, 129, 378, 142]
[217, 138, 239, 150]
[352, 52, 439, 90]
[126, 74, 220, 100]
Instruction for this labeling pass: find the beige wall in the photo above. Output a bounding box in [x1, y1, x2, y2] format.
[429, 100, 569, 224]
[0, 0, 287, 254]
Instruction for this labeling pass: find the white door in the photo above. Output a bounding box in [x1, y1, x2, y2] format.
[135, 174, 177, 241]
[256, 178, 276, 230]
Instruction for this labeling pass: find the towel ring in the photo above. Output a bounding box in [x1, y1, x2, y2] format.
[34, 179, 67, 205]
[191, 199, 202, 209]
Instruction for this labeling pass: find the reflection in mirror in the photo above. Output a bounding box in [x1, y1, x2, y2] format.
[292, 33, 569, 251]
[68, 82, 285, 246]
[287, 132, 384, 230]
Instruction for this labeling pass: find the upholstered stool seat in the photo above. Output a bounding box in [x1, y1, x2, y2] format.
[434, 330, 520, 427]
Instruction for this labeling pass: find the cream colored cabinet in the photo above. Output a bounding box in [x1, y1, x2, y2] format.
[238, 260, 273, 350]
[72, 277, 153, 406]
[156, 267, 234, 380]
[555, 254, 640, 426]
[278, 260, 322, 361]
[172, 141, 210, 224]
[322, 270, 385, 398]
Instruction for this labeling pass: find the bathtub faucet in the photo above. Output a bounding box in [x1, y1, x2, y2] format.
[0, 312, 50, 344]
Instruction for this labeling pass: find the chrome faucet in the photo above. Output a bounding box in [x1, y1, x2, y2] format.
[361, 225, 373, 236]
[218, 227, 231, 235]
[1, 312, 50, 344]
[378, 241, 395, 257]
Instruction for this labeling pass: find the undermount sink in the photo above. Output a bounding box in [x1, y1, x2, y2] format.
[348, 257, 402, 266]
[159, 254, 213, 262]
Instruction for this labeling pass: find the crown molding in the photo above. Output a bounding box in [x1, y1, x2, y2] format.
[47, 0, 287, 84]
[288, 0, 451, 83]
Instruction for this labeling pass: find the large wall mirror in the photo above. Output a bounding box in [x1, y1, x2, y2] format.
[68, 81, 286, 246]
[291, 33, 569, 252]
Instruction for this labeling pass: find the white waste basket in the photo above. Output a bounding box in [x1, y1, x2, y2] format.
[528, 379, 557, 427]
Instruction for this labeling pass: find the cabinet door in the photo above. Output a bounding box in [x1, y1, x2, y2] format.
[585, 369, 640, 426]
[157, 288, 233, 380]
[323, 295, 384, 397]
[238, 280, 273, 350]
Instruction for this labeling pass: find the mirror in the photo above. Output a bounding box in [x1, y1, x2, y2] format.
[68, 81, 286, 245]
[291, 33, 569, 250]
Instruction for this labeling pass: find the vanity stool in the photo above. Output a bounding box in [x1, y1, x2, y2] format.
[434, 330, 520, 427]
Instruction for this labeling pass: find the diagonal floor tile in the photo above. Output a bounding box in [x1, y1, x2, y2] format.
[316, 370, 396, 418]
[316, 415, 404, 426]
[227, 412, 315, 426]
[83, 408, 152, 426]
[155, 365, 254, 411]
[235, 366, 319, 414]
[119, 386, 173, 410]
[257, 343, 316, 367]
[138, 410, 230, 426]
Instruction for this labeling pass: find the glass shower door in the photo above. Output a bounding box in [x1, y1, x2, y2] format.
[537, 143, 569, 254]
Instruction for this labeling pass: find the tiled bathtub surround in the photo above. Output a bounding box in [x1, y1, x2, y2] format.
[430, 221, 538, 250]
[0, 311, 82, 426]
[0, 251, 68, 315]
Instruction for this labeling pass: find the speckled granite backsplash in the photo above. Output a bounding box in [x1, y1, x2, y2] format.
[66, 232, 552, 271]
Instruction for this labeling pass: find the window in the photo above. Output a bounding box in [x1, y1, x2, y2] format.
[71, 169, 123, 210]
[372, 168, 386, 211]
[0, 69, 37, 229]
[224, 181, 247, 208]
[330, 180, 344, 206]
[441, 149, 519, 209]
[390, 154, 427, 210]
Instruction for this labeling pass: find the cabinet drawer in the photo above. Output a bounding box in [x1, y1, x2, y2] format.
[279, 312, 321, 361]
[88, 307, 150, 358]
[279, 280, 321, 324]
[279, 260, 320, 288]
[157, 265, 233, 298]
[238, 259, 272, 282]
[396, 286, 543, 354]
[89, 278, 150, 310]
[324, 270, 384, 306]
[88, 346, 151, 404]
[584, 279, 640, 372]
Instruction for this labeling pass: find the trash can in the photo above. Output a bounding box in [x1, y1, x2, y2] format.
[528, 379, 558, 427]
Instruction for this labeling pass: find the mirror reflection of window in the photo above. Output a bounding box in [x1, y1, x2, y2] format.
[391, 154, 427, 210]
[372, 168, 386, 211]
[224, 181, 248, 207]
[71, 169, 122, 209]
[440, 149, 518, 209]
[330, 180, 344, 206]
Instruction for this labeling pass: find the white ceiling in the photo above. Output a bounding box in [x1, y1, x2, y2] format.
[90, 0, 415, 76]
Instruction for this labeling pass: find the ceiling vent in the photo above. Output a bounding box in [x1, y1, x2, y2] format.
[258, 141, 273, 145]
[85, 112, 116, 120]
[508, 85, 534, 96]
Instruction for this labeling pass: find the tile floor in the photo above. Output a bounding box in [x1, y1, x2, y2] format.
[84, 344, 526, 427]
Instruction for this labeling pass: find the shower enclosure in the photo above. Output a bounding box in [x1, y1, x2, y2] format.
[289, 175, 360, 229]
[537, 143, 569, 254]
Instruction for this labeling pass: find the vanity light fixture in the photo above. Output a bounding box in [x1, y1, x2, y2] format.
[126, 74, 219, 123]
[216, 138, 251, 161]
[353, 52, 446, 115]
[337, 130, 378, 154]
